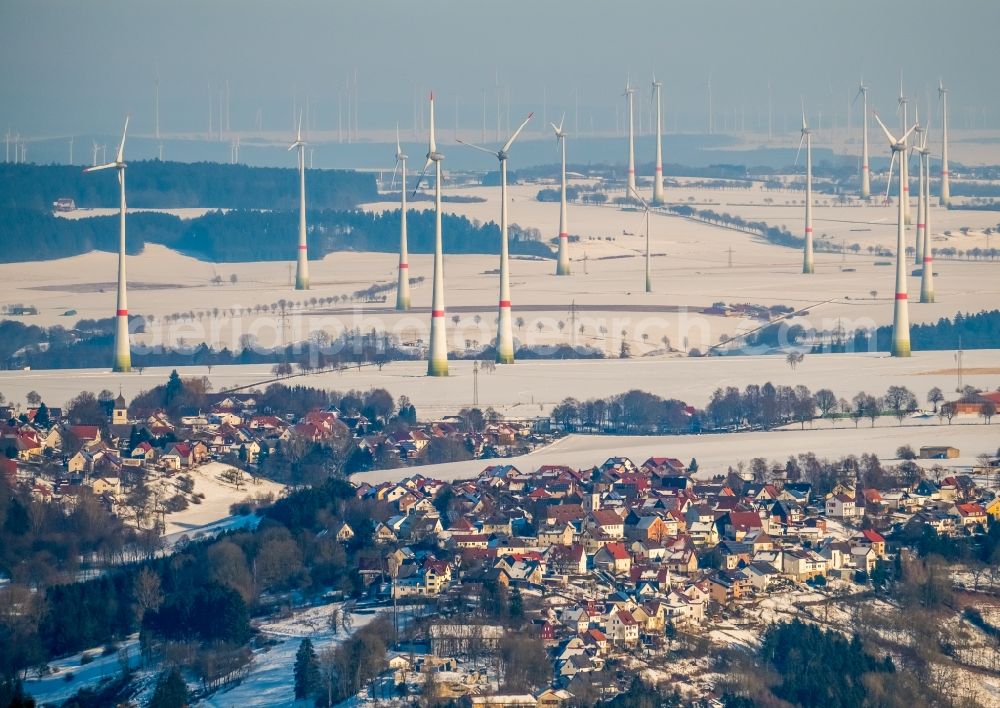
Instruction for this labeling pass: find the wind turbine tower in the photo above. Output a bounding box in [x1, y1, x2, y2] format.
[797, 103, 814, 273]
[915, 116, 935, 302]
[652, 77, 665, 205]
[413, 93, 448, 376]
[874, 113, 917, 357]
[938, 81, 951, 206]
[913, 111, 926, 266]
[624, 79, 637, 197]
[855, 79, 870, 199]
[458, 112, 534, 364]
[288, 113, 309, 289]
[84, 117, 132, 372]
[552, 115, 571, 275]
[391, 127, 410, 310]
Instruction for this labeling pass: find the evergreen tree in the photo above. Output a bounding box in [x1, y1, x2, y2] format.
[509, 587, 524, 619]
[165, 370, 183, 406]
[149, 667, 188, 708]
[33, 402, 49, 428]
[293, 637, 320, 699]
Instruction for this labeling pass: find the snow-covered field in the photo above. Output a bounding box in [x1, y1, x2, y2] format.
[22, 638, 142, 707]
[1, 349, 997, 421]
[199, 604, 377, 708]
[157, 461, 285, 538]
[352, 417, 998, 485]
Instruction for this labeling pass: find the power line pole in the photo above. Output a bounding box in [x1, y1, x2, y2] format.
[727, 246, 733, 268]
[472, 360, 479, 406]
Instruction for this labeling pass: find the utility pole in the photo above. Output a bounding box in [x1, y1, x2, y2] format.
[727, 246, 733, 268]
[472, 360, 479, 406]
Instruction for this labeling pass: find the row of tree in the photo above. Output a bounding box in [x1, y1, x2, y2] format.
[0, 203, 552, 263]
[0, 161, 376, 213]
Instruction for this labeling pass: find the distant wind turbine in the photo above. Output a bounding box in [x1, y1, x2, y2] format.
[873, 112, 917, 357]
[914, 112, 935, 303]
[853, 79, 870, 199]
[796, 100, 814, 274]
[288, 112, 309, 290]
[938, 80, 951, 206]
[83, 117, 132, 372]
[390, 126, 410, 310]
[624, 78, 637, 197]
[652, 77, 665, 205]
[458, 111, 534, 364]
[552, 114, 571, 275]
[412, 93, 448, 376]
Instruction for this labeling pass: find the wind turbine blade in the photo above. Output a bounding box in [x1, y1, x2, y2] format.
[549, 122, 560, 134]
[872, 113, 896, 145]
[558, 113, 565, 133]
[390, 158, 400, 191]
[456, 139, 499, 157]
[794, 134, 804, 167]
[885, 152, 896, 202]
[395, 124, 401, 155]
[412, 158, 432, 196]
[501, 112, 533, 153]
[297, 110, 303, 142]
[900, 124, 917, 145]
[800, 97, 807, 130]
[83, 163, 116, 173]
[116, 115, 129, 163]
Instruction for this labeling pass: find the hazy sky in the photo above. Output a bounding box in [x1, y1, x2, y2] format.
[2, 0, 998, 139]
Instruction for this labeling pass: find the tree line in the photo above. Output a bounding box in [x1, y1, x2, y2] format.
[0, 204, 553, 263]
[0, 161, 375, 213]
[825, 309, 1000, 353]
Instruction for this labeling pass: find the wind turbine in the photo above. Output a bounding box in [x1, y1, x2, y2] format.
[84, 117, 132, 372]
[288, 112, 309, 290]
[873, 112, 917, 357]
[624, 79, 637, 198]
[628, 186, 653, 293]
[915, 113, 935, 303]
[796, 100, 814, 274]
[853, 79, 870, 199]
[938, 80, 951, 206]
[390, 126, 410, 310]
[552, 115, 571, 276]
[458, 111, 534, 364]
[412, 92, 448, 376]
[898, 79, 912, 224]
[913, 109, 926, 266]
[652, 77, 665, 205]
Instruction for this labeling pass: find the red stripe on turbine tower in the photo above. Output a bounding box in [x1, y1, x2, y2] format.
[398, 263, 409, 269]
[432, 310, 445, 317]
[117, 310, 128, 316]
[895, 293, 908, 300]
[805, 228, 813, 233]
[499, 300, 511, 307]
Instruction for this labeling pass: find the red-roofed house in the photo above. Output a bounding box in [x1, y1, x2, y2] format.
[955, 503, 987, 527]
[594, 542, 632, 575]
[853, 529, 886, 557]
